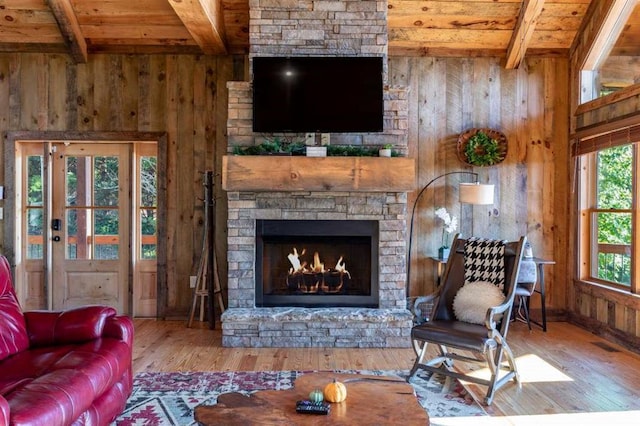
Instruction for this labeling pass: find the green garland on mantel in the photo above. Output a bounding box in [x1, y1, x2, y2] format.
[232, 139, 399, 157]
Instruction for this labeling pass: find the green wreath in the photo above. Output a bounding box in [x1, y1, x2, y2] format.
[464, 131, 505, 166]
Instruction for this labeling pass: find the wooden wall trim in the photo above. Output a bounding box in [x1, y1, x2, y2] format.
[575, 279, 640, 310]
[575, 84, 640, 117]
[568, 311, 640, 354]
[7, 130, 166, 142]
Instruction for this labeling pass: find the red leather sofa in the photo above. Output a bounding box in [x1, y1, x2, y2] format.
[0, 255, 134, 425]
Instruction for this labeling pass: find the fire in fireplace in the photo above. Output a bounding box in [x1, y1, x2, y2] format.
[256, 220, 379, 308]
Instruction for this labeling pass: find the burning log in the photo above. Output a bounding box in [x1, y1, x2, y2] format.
[286, 248, 351, 294]
[321, 256, 351, 293]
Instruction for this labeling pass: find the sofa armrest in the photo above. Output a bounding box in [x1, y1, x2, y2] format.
[104, 315, 134, 348]
[0, 394, 9, 426]
[24, 305, 117, 347]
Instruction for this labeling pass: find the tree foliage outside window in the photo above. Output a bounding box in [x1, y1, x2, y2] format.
[595, 145, 632, 285]
[27, 156, 44, 259]
[140, 156, 157, 259]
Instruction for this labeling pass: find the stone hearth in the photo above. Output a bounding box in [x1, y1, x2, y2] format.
[222, 308, 411, 348]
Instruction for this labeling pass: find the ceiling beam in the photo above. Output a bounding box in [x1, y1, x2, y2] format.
[168, 0, 227, 55]
[47, 0, 87, 63]
[504, 0, 545, 69]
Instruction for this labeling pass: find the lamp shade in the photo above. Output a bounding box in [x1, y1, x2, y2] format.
[459, 182, 494, 205]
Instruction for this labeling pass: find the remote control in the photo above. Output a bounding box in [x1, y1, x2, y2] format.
[296, 400, 330, 415]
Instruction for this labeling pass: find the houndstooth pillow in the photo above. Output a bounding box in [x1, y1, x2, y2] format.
[463, 237, 506, 290]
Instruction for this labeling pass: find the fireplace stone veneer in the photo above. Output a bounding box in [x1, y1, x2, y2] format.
[221, 0, 412, 348]
[221, 191, 413, 348]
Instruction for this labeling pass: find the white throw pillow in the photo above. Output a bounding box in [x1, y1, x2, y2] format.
[453, 281, 505, 325]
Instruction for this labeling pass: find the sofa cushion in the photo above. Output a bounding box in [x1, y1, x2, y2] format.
[0, 256, 29, 362]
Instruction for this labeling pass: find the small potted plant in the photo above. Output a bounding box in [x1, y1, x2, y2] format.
[435, 207, 458, 259]
[379, 143, 393, 157]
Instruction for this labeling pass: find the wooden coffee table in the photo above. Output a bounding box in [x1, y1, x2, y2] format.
[194, 372, 429, 425]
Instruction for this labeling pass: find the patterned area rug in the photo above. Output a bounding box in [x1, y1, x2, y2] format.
[113, 369, 486, 425]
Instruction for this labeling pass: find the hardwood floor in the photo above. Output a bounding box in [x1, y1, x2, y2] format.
[132, 319, 640, 424]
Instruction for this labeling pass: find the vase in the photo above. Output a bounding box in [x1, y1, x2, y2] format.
[438, 247, 450, 260]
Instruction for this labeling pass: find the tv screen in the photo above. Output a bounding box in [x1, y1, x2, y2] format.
[252, 56, 384, 133]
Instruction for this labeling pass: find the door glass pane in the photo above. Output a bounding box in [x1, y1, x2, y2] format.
[66, 209, 91, 260]
[94, 156, 119, 207]
[140, 156, 157, 207]
[139, 155, 157, 260]
[140, 209, 157, 259]
[94, 209, 119, 260]
[27, 209, 43, 259]
[27, 156, 44, 206]
[26, 155, 44, 259]
[66, 156, 91, 207]
[65, 154, 121, 260]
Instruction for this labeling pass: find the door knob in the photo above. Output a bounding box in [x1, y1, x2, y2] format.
[52, 236, 61, 242]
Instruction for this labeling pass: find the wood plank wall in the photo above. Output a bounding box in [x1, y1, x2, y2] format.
[388, 57, 570, 315]
[0, 53, 245, 318]
[0, 53, 570, 318]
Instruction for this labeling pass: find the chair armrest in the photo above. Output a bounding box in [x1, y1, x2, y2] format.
[0, 395, 9, 426]
[410, 290, 441, 324]
[484, 301, 511, 330]
[24, 305, 118, 347]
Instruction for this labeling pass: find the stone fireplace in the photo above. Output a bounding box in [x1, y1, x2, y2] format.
[220, 0, 414, 348]
[222, 190, 413, 348]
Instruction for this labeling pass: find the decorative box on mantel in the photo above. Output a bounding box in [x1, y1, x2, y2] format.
[222, 156, 416, 192]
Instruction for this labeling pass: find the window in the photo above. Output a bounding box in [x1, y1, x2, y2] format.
[580, 1, 640, 102]
[579, 141, 638, 294]
[592, 145, 632, 286]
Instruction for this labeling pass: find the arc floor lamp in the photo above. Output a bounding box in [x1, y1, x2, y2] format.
[406, 171, 494, 298]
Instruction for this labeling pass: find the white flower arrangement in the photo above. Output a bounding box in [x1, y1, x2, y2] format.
[435, 207, 458, 249]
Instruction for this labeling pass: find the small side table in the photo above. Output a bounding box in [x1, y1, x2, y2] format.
[528, 257, 555, 332]
[430, 256, 447, 287]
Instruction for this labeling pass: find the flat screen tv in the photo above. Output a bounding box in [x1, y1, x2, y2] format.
[252, 56, 384, 133]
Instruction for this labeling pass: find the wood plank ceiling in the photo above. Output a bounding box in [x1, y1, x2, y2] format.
[0, 0, 631, 69]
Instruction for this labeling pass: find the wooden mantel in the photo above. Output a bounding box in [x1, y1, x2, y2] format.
[222, 156, 416, 192]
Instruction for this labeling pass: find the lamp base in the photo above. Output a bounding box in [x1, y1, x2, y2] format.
[438, 247, 450, 260]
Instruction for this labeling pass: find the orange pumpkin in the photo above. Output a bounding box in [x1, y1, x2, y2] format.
[323, 378, 347, 403]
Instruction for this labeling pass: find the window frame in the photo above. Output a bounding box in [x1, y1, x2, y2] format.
[578, 144, 638, 294]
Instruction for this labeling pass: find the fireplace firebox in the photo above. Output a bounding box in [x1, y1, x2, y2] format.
[256, 220, 379, 308]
